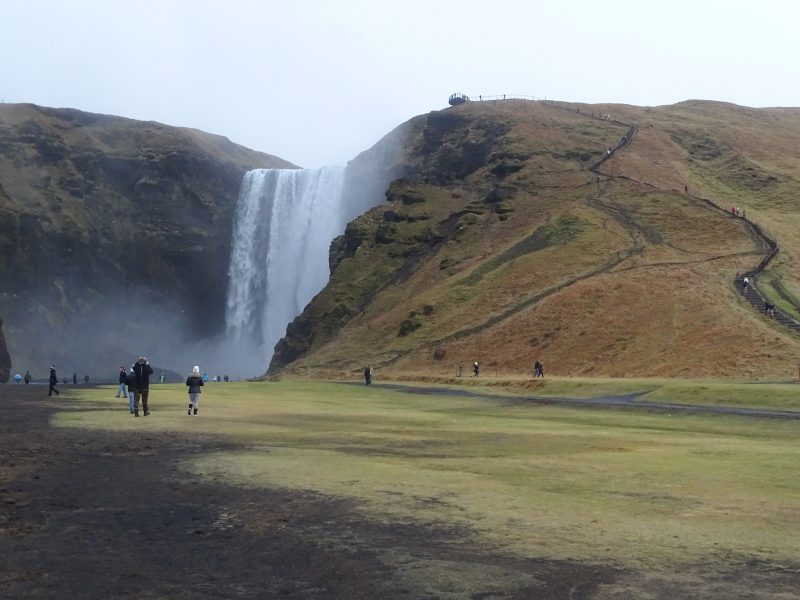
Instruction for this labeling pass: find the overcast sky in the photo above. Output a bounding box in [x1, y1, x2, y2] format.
[2, 0, 798, 168]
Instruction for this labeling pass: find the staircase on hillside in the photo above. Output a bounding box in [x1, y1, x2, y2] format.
[572, 106, 800, 339]
[734, 275, 800, 334]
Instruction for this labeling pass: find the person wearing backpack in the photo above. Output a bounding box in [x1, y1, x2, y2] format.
[186, 365, 204, 415]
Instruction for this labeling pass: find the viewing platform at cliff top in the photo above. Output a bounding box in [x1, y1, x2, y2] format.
[449, 93, 541, 105]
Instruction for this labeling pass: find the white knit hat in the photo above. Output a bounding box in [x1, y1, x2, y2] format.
[192, 365, 200, 374]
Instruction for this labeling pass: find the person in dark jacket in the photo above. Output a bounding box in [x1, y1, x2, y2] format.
[115, 367, 127, 398]
[534, 359, 544, 378]
[72, 373, 77, 385]
[24, 370, 31, 384]
[364, 366, 372, 385]
[186, 365, 204, 415]
[48, 365, 59, 396]
[132, 356, 154, 417]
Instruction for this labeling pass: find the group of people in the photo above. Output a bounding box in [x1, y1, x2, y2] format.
[730, 206, 746, 218]
[453, 359, 543, 379]
[115, 357, 154, 417]
[114, 359, 206, 417]
[455, 361, 481, 377]
[11, 370, 32, 384]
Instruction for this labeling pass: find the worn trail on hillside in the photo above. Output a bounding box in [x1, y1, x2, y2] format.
[588, 113, 800, 335]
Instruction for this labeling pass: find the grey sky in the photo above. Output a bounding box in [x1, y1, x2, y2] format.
[2, 0, 798, 168]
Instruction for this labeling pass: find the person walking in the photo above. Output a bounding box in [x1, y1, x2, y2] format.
[126, 366, 137, 415]
[13, 373, 21, 383]
[473, 362, 480, 377]
[457, 361, 463, 377]
[115, 366, 127, 398]
[364, 366, 372, 385]
[534, 360, 544, 378]
[132, 356, 154, 417]
[24, 370, 31, 384]
[48, 365, 59, 396]
[186, 365, 204, 416]
[72, 373, 77, 385]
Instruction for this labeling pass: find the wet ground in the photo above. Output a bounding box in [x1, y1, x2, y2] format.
[1, 384, 798, 599]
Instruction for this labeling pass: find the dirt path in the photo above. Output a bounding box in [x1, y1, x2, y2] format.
[3, 384, 798, 598]
[367, 382, 800, 420]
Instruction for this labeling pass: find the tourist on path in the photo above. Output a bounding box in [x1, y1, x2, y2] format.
[534, 360, 544, 378]
[473, 362, 480, 377]
[457, 361, 463, 377]
[48, 366, 59, 396]
[364, 366, 372, 385]
[132, 356, 154, 417]
[186, 365, 204, 416]
[72, 373, 77, 385]
[24, 370, 31, 384]
[115, 367, 127, 398]
[13, 373, 21, 383]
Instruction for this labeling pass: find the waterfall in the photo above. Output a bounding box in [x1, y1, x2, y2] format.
[225, 166, 349, 364]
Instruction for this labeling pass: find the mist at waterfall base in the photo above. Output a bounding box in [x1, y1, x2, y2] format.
[3, 166, 365, 380]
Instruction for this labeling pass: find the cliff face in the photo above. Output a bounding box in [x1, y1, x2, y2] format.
[269, 100, 800, 379]
[0, 318, 10, 382]
[0, 103, 294, 375]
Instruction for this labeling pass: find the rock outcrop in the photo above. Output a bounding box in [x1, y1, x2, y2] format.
[0, 318, 10, 383]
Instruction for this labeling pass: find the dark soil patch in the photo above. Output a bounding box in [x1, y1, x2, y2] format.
[0, 384, 623, 599]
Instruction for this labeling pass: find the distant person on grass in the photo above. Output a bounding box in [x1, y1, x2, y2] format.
[24, 370, 31, 384]
[115, 366, 127, 398]
[132, 356, 154, 417]
[186, 365, 204, 415]
[473, 362, 480, 377]
[534, 360, 544, 378]
[48, 365, 59, 396]
[457, 361, 463, 377]
[364, 366, 372, 385]
[73, 373, 77, 385]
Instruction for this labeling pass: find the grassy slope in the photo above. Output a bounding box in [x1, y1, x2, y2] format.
[278, 100, 800, 379]
[54, 382, 800, 576]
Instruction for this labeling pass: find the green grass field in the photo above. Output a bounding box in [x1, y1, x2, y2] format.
[54, 380, 800, 571]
